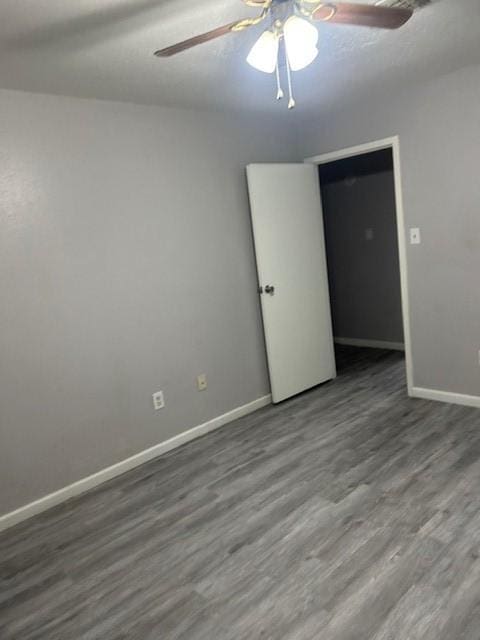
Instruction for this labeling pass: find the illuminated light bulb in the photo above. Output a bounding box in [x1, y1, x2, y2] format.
[283, 15, 319, 71]
[246, 30, 279, 74]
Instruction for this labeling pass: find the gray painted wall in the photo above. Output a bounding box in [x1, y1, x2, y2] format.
[4, 59, 480, 516]
[297, 62, 480, 396]
[321, 170, 404, 344]
[0, 89, 295, 515]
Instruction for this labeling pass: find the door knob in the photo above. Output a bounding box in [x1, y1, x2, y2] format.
[264, 285, 275, 295]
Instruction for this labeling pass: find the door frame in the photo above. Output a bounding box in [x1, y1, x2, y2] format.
[304, 136, 413, 395]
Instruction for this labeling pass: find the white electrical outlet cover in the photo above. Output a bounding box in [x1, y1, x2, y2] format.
[152, 390, 165, 410]
[197, 374, 207, 391]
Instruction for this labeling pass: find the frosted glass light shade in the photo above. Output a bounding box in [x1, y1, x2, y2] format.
[246, 30, 279, 74]
[283, 16, 319, 71]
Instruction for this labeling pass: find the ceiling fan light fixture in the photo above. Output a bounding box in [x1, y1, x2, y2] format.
[283, 15, 319, 71]
[246, 29, 279, 73]
[154, 1, 415, 109]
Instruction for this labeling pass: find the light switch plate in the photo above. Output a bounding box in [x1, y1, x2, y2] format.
[365, 228, 374, 241]
[410, 228, 421, 245]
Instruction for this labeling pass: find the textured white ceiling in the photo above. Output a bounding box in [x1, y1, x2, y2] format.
[0, 0, 479, 113]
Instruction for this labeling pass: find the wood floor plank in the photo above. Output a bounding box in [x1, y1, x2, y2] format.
[1, 346, 480, 638]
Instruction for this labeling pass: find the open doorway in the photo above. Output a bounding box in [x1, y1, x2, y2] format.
[247, 138, 412, 403]
[306, 138, 412, 391]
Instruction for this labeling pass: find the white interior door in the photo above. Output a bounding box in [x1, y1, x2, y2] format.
[247, 163, 336, 403]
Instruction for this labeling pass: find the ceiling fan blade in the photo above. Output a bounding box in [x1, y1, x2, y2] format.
[154, 22, 238, 57]
[312, 2, 413, 29]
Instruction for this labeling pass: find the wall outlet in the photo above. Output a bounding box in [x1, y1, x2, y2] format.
[410, 228, 421, 245]
[197, 374, 207, 391]
[152, 390, 165, 410]
[365, 228, 374, 241]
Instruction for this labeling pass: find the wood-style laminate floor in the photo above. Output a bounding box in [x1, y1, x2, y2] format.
[2, 346, 480, 639]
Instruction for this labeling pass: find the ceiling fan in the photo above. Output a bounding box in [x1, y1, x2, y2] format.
[154, 1, 413, 108]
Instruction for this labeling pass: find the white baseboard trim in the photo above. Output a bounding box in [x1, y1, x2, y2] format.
[411, 387, 480, 409]
[0, 394, 272, 533]
[334, 337, 405, 351]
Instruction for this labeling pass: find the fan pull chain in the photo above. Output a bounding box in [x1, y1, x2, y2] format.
[285, 55, 295, 109]
[275, 59, 284, 100]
